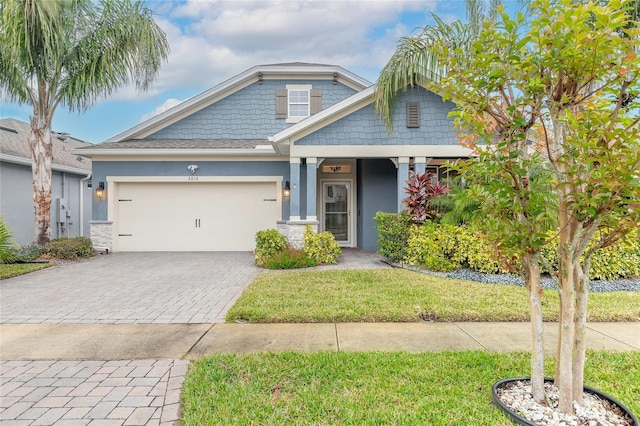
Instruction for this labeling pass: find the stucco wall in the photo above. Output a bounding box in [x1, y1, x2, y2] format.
[91, 160, 290, 221]
[297, 87, 458, 146]
[146, 80, 357, 140]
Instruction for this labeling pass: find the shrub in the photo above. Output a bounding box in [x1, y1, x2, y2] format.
[255, 229, 288, 266]
[45, 237, 93, 259]
[11, 244, 45, 263]
[262, 247, 318, 269]
[405, 222, 507, 274]
[374, 211, 411, 261]
[540, 229, 640, 280]
[303, 226, 341, 265]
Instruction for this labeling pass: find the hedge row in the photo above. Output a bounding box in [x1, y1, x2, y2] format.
[375, 212, 640, 280]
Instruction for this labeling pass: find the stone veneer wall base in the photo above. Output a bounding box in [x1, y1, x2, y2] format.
[277, 220, 319, 249]
[89, 220, 113, 252]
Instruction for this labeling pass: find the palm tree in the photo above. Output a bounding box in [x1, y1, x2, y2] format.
[0, 0, 169, 244]
[374, 0, 504, 130]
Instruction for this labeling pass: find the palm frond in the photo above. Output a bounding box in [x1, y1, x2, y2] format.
[374, 17, 477, 132]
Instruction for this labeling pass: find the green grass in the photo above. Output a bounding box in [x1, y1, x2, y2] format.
[181, 350, 640, 426]
[226, 269, 640, 323]
[0, 262, 52, 279]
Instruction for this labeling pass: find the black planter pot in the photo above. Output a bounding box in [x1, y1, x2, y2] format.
[492, 377, 639, 426]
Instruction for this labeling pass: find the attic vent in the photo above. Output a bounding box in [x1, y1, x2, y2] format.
[406, 102, 420, 128]
[0, 126, 18, 134]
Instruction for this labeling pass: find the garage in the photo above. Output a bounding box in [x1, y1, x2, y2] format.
[114, 180, 279, 251]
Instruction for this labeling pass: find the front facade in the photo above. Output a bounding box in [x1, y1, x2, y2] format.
[0, 118, 93, 245]
[76, 63, 471, 252]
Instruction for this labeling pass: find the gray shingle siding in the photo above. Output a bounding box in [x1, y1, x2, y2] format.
[146, 80, 357, 140]
[296, 87, 458, 146]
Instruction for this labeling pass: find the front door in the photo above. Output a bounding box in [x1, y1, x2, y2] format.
[322, 181, 352, 246]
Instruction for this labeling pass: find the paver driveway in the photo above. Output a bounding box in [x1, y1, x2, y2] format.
[0, 252, 260, 324]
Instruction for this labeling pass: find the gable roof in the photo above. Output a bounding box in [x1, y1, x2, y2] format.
[0, 118, 92, 174]
[270, 85, 375, 152]
[105, 63, 372, 143]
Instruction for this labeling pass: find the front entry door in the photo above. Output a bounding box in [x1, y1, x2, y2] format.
[322, 181, 351, 246]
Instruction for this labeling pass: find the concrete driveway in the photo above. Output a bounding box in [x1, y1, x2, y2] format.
[0, 252, 260, 325]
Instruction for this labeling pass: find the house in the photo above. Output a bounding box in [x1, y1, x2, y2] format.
[74, 63, 471, 252]
[0, 118, 93, 245]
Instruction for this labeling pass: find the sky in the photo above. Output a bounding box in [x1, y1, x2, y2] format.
[1, 0, 478, 143]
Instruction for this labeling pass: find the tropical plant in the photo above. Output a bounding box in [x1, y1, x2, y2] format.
[0, 218, 17, 264]
[0, 0, 169, 244]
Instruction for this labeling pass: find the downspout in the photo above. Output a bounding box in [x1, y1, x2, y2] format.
[80, 174, 91, 237]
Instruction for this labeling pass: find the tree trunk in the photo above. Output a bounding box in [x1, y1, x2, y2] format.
[523, 253, 545, 404]
[29, 115, 54, 245]
[572, 261, 589, 405]
[556, 245, 576, 414]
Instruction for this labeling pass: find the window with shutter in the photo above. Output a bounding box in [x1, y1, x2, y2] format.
[406, 102, 420, 128]
[276, 89, 287, 119]
[310, 89, 322, 114]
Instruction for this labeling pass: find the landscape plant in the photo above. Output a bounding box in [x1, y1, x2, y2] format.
[375, 0, 640, 414]
[255, 229, 288, 266]
[0, 218, 17, 264]
[0, 0, 169, 244]
[302, 226, 341, 265]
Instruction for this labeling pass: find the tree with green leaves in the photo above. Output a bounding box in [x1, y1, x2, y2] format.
[376, 0, 639, 416]
[0, 0, 169, 244]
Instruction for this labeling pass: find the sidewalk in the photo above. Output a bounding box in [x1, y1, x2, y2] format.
[2, 321, 638, 360]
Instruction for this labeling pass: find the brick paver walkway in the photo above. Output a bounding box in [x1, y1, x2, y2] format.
[0, 359, 188, 425]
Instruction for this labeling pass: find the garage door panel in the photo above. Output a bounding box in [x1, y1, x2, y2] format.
[115, 181, 280, 251]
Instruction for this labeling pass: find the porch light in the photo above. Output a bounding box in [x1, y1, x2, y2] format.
[283, 181, 291, 198]
[96, 181, 105, 199]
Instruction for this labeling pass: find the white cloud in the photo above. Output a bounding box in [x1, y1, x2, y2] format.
[111, 0, 450, 101]
[140, 98, 184, 122]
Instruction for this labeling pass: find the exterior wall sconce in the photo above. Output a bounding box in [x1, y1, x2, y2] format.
[283, 181, 291, 198]
[95, 181, 105, 199]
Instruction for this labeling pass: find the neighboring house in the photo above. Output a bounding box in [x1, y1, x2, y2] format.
[75, 63, 471, 252]
[0, 118, 93, 245]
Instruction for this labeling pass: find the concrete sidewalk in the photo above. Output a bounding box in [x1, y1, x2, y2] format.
[2, 322, 638, 360]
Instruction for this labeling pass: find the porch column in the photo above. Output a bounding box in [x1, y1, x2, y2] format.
[414, 157, 426, 175]
[397, 156, 410, 212]
[306, 157, 318, 220]
[290, 158, 301, 220]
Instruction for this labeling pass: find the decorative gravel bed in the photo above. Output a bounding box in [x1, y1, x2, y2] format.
[496, 380, 636, 426]
[392, 262, 640, 293]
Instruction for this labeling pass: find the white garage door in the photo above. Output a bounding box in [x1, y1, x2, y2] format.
[115, 181, 279, 251]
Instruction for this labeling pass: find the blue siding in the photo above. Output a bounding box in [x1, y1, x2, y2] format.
[357, 159, 397, 252]
[91, 161, 289, 220]
[146, 80, 357, 140]
[297, 87, 458, 146]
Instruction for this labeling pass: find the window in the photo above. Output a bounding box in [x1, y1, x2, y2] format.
[288, 90, 310, 118]
[276, 85, 321, 122]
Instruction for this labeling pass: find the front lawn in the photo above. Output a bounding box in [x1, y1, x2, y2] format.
[0, 262, 52, 279]
[226, 269, 640, 323]
[181, 350, 640, 426]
